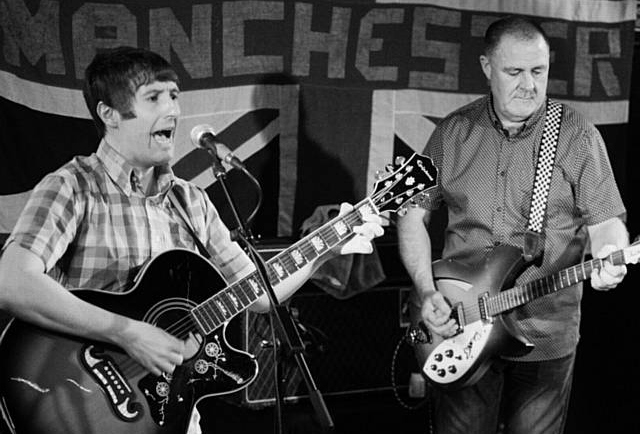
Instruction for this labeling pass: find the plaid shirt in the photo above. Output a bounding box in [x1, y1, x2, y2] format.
[7, 140, 253, 293]
[420, 96, 625, 361]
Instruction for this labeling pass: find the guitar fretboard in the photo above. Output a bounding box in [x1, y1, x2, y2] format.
[487, 249, 626, 316]
[190, 199, 377, 334]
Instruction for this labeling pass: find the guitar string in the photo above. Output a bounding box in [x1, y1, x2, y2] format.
[458, 253, 621, 325]
[116, 167, 436, 377]
[115, 190, 390, 377]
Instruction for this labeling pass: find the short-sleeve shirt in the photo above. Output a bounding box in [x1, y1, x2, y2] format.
[420, 96, 625, 361]
[6, 140, 254, 293]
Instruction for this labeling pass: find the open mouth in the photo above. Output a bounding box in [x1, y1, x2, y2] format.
[152, 128, 174, 143]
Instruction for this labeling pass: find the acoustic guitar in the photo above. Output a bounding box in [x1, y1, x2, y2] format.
[0, 153, 437, 434]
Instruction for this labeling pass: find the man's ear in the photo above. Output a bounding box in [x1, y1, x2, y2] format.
[479, 55, 491, 81]
[96, 101, 119, 129]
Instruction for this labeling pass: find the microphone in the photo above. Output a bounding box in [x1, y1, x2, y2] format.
[190, 124, 245, 169]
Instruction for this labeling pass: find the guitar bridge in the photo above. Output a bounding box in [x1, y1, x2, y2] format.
[478, 293, 492, 323]
[80, 344, 142, 422]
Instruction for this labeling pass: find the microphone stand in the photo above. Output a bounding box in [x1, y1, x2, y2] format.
[205, 150, 334, 434]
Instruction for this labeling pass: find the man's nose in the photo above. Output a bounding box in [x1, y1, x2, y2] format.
[519, 73, 535, 90]
[163, 96, 181, 117]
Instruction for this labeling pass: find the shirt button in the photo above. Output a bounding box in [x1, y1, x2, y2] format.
[494, 241, 501, 246]
[496, 207, 502, 212]
[500, 170, 506, 176]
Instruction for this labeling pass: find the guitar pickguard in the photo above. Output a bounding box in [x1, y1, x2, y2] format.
[136, 328, 256, 428]
[422, 321, 493, 385]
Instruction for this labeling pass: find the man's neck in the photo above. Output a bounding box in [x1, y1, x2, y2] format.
[499, 118, 525, 136]
[132, 167, 156, 195]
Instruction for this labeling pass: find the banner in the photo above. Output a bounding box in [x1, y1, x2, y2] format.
[0, 0, 636, 237]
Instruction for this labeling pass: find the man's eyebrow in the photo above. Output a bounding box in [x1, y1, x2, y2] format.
[140, 85, 180, 96]
[141, 88, 161, 96]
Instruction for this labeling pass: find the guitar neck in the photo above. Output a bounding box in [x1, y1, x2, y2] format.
[488, 249, 627, 315]
[190, 198, 378, 334]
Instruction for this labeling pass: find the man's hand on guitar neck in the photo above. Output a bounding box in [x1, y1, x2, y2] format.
[335, 202, 385, 255]
[590, 244, 627, 291]
[421, 290, 458, 338]
[588, 217, 629, 291]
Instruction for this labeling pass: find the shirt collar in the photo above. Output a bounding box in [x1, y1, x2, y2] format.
[486, 94, 547, 137]
[96, 140, 175, 196]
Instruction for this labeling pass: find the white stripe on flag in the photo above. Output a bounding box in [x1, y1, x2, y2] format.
[0, 70, 90, 118]
[368, 89, 629, 205]
[376, 0, 637, 23]
[180, 85, 300, 237]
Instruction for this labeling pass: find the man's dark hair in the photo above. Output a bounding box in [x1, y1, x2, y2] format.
[83, 46, 179, 137]
[484, 15, 550, 57]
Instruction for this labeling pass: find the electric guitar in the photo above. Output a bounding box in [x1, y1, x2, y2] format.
[411, 240, 640, 390]
[0, 153, 437, 434]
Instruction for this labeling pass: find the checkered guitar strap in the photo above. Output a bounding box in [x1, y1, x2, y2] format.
[523, 99, 563, 262]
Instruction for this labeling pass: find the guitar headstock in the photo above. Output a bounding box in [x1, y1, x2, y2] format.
[370, 153, 438, 214]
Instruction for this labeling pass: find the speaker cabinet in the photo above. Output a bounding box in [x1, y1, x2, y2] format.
[224, 282, 413, 408]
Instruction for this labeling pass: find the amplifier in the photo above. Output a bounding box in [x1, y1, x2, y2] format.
[223, 239, 415, 408]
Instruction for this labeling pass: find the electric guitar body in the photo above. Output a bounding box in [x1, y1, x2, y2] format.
[411, 240, 640, 389]
[410, 245, 535, 389]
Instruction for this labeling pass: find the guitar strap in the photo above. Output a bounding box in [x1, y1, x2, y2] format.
[523, 99, 563, 262]
[167, 188, 212, 260]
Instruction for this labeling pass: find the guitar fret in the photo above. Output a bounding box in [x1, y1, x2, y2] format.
[243, 278, 263, 303]
[546, 275, 555, 293]
[226, 290, 242, 311]
[332, 218, 350, 239]
[306, 233, 327, 258]
[300, 239, 324, 261]
[214, 297, 230, 320]
[246, 275, 265, 297]
[197, 304, 221, 332]
[356, 202, 374, 224]
[234, 282, 254, 306]
[218, 293, 238, 315]
[288, 247, 308, 269]
[320, 223, 341, 246]
[192, 306, 211, 333]
[526, 281, 534, 301]
[524, 283, 532, 302]
[524, 284, 531, 303]
[268, 258, 289, 283]
[265, 265, 279, 285]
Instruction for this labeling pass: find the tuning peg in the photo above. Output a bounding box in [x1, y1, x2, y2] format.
[385, 164, 395, 172]
[394, 155, 406, 166]
[397, 207, 408, 217]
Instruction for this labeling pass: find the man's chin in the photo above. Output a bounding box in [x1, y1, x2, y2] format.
[510, 101, 542, 119]
[153, 150, 174, 166]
